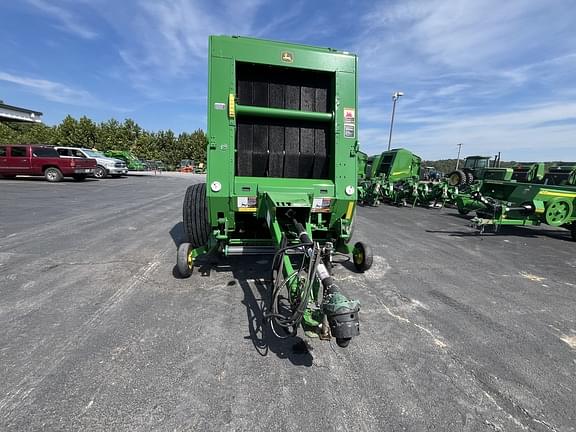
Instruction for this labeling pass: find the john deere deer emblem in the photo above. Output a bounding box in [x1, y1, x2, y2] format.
[281, 51, 294, 63]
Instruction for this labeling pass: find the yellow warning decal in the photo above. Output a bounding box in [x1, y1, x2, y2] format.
[346, 202, 355, 219]
[228, 94, 235, 118]
[237, 207, 257, 212]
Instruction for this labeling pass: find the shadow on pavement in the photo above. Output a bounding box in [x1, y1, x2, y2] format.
[169, 222, 185, 247]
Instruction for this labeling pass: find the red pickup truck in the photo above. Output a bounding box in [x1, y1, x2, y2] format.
[0, 145, 96, 182]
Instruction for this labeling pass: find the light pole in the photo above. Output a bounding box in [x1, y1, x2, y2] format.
[387, 91, 404, 151]
[455, 143, 463, 170]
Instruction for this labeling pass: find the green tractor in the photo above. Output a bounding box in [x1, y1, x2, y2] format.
[176, 36, 373, 348]
[448, 155, 512, 187]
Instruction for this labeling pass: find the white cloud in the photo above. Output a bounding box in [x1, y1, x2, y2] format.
[0, 71, 97, 106]
[105, 0, 264, 78]
[355, 0, 576, 160]
[360, 101, 576, 161]
[26, 0, 98, 39]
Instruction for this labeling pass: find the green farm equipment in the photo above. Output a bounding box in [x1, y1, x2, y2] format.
[368, 148, 421, 181]
[541, 165, 576, 186]
[456, 164, 576, 216]
[464, 180, 576, 239]
[358, 148, 422, 207]
[511, 163, 545, 183]
[176, 36, 372, 347]
[412, 180, 460, 208]
[357, 151, 368, 181]
[104, 150, 146, 171]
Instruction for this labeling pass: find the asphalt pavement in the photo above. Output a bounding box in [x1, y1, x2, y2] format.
[0, 175, 574, 431]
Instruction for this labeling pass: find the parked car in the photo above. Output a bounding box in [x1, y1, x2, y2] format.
[103, 150, 146, 171]
[55, 147, 128, 178]
[0, 144, 96, 182]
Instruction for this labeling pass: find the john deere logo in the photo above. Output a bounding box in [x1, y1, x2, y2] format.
[281, 51, 294, 63]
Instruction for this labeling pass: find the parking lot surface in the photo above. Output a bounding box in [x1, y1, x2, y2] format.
[1, 175, 575, 431]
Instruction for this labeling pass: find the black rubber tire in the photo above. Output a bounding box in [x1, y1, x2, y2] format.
[94, 166, 107, 179]
[183, 183, 210, 248]
[44, 167, 63, 183]
[336, 338, 351, 348]
[465, 171, 474, 184]
[353, 241, 373, 273]
[571, 225, 576, 242]
[73, 174, 87, 181]
[447, 170, 467, 187]
[457, 207, 470, 216]
[177, 242, 193, 278]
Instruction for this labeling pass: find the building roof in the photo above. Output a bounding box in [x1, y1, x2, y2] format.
[0, 101, 43, 123]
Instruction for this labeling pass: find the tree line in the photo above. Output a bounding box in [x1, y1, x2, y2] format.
[0, 115, 207, 168]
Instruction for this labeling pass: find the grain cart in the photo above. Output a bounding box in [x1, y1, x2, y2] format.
[468, 180, 576, 240]
[177, 36, 372, 347]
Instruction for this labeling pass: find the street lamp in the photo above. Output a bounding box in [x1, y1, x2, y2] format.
[455, 143, 463, 170]
[387, 91, 404, 151]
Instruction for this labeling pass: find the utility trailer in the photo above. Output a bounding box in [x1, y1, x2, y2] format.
[177, 36, 372, 347]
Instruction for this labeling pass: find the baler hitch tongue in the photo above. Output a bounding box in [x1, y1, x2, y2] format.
[292, 218, 360, 348]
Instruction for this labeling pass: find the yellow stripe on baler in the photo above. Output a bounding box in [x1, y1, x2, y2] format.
[346, 202, 355, 219]
[539, 191, 576, 198]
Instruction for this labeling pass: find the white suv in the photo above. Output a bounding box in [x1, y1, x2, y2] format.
[55, 147, 128, 178]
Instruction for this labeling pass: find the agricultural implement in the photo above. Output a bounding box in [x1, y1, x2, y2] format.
[358, 148, 422, 206]
[103, 150, 146, 171]
[176, 36, 372, 347]
[463, 179, 576, 240]
[511, 162, 545, 183]
[368, 148, 421, 181]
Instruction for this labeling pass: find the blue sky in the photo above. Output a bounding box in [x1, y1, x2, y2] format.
[1, 0, 575, 161]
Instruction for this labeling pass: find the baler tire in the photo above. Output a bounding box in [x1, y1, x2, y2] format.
[183, 182, 210, 248]
[352, 241, 373, 273]
[44, 167, 63, 183]
[448, 170, 467, 187]
[177, 242, 193, 278]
